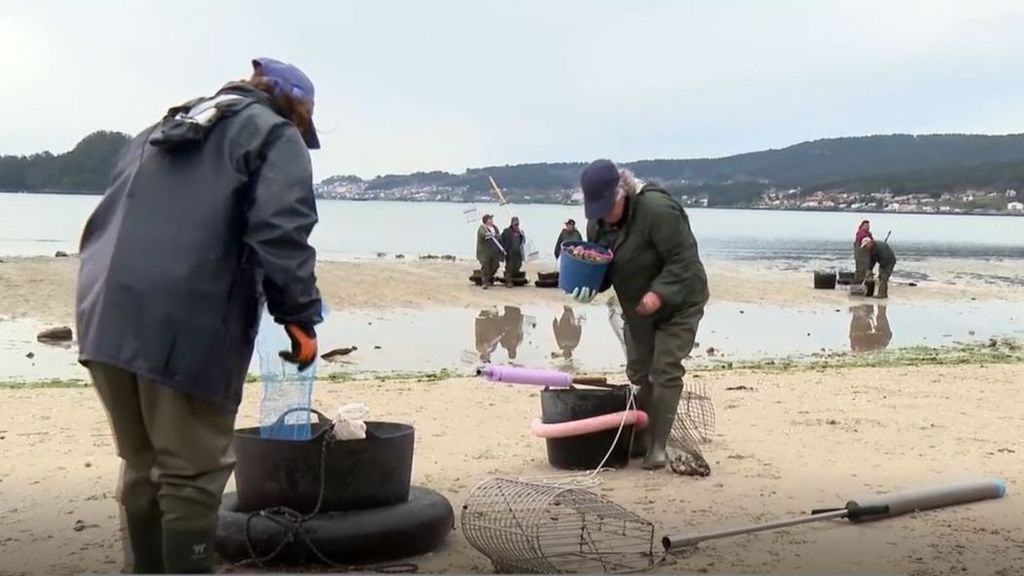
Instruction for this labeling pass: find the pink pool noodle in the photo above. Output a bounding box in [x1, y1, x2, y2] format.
[477, 365, 572, 387]
[530, 410, 649, 439]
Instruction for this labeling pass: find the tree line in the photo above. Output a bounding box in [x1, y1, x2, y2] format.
[8, 131, 1024, 204]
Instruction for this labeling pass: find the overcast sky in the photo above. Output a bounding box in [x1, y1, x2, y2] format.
[4, 0, 1024, 180]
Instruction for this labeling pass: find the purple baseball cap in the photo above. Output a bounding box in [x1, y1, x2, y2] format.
[580, 159, 620, 219]
[252, 57, 321, 149]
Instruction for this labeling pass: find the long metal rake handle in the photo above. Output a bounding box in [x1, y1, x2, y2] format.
[662, 478, 1005, 551]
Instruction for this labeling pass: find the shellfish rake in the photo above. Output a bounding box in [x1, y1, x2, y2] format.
[662, 478, 1006, 552]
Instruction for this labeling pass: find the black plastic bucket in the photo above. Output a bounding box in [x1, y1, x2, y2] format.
[232, 409, 414, 514]
[540, 387, 633, 470]
[813, 270, 837, 289]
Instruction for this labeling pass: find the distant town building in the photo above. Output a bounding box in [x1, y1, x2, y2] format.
[1008, 201, 1024, 212]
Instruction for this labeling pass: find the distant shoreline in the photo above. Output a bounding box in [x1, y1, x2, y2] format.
[2, 189, 1021, 218]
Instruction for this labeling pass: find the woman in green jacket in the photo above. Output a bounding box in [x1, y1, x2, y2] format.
[572, 159, 709, 470]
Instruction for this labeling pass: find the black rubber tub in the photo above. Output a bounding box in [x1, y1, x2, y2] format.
[232, 409, 414, 514]
[540, 386, 633, 470]
[469, 270, 529, 286]
[813, 270, 837, 289]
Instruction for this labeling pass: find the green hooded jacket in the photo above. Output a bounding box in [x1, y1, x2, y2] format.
[587, 184, 709, 321]
[870, 240, 896, 268]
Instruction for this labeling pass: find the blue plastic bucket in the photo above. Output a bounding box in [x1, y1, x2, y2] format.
[558, 241, 612, 294]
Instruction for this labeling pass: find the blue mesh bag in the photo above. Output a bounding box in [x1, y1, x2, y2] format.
[255, 303, 329, 440]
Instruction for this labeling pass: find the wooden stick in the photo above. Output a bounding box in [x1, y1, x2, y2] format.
[571, 375, 608, 386]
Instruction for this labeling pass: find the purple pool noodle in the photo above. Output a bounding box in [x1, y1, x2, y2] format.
[478, 365, 572, 387]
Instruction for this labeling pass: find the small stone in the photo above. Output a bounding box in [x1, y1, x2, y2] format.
[25, 352, 35, 359]
[55, 251, 70, 258]
[37, 326, 73, 343]
[84, 461, 92, 468]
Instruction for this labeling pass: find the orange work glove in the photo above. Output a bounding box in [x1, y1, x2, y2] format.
[279, 324, 318, 371]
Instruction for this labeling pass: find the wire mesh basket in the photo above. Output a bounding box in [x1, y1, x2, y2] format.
[461, 476, 656, 574]
[677, 379, 715, 444]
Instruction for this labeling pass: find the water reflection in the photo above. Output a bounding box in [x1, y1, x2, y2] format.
[849, 304, 893, 352]
[552, 305, 583, 360]
[475, 306, 526, 362]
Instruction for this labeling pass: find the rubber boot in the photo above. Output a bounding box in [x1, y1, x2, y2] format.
[642, 385, 683, 470]
[124, 511, 165, 574]
[162, 523, 218, 574]
[629, 384, 652, 459]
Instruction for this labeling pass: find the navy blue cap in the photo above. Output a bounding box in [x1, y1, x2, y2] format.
[252, 57, 321, 149]
[580, 159, 620, 219]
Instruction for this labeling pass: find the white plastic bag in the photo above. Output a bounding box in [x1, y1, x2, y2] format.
[332, 403, 369, 440]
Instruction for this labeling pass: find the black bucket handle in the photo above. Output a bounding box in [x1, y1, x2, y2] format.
[270, 407, 334, 441]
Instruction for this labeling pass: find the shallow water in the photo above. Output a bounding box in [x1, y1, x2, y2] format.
[2, 193, 1022, 267]
[2, 299, 1021, 383]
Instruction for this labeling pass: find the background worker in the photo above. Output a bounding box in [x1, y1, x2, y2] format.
[476, 214, 503, 289]
[553, 218, 583, 259]
[500, 216, 526, 287]
[75, 58, 323, 573]
[866, 236, 897, 299]
[570, 159, 709, 470]
[854, 219, 873, 281]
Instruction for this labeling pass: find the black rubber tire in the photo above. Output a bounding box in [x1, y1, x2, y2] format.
[470, 275, 527, 286]
[216, 486, 454, 567]
[813, 271, 837, 290]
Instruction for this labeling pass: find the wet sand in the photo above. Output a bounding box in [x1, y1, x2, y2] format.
[2, 256, 1022, 326]
[2, 255, 1023, 575]
[1, 364, 1021, 575]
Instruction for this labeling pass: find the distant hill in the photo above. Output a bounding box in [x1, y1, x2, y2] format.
[0, 131, 132, 193]
[320, 133, 1024, 206]
[7, 132, 1024, 206]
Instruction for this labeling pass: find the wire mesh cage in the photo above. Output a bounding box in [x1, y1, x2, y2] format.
[668, 386, 713, 477]
[678, 379, 715, 444]
[461, 476, 656, 574]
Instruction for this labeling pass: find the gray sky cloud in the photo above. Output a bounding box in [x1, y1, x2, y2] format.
[4, 0, 1024, 179]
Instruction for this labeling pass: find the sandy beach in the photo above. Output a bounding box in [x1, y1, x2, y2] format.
[1, 255, 1023, 575]
[2, 256, 1022, 325]
[1, 364, 1022, 575]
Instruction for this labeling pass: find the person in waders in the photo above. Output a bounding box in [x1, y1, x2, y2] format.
[853, 219, 873, 282]
[476, 214, 503, 289]
[865, 237, 897, 299]
[570, 159, 709, 470]
[500, 216, 526, 287]
[75, 58, 324, 573]
[553, 219, 583, 260]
